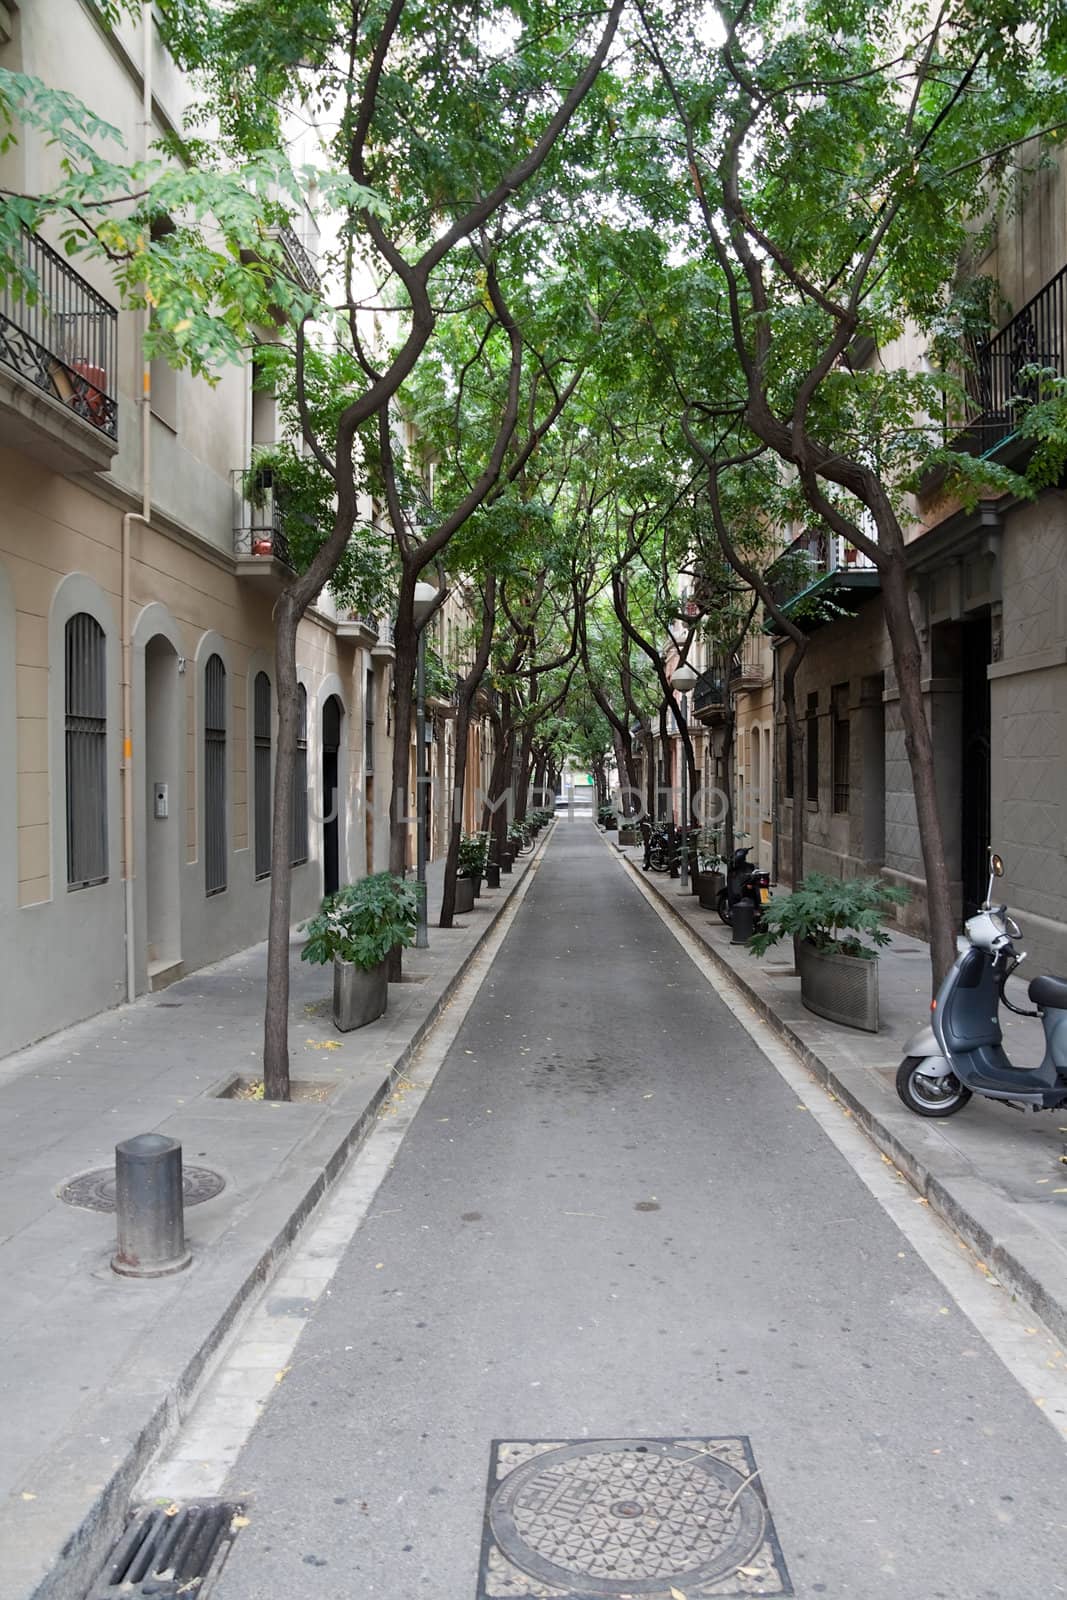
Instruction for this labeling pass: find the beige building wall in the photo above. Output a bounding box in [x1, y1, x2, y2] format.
[0, 0, 394, 1054]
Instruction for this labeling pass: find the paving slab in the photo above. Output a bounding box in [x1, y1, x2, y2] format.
[613, 837, 1067, 1347]
[0, 834, 551, 1600]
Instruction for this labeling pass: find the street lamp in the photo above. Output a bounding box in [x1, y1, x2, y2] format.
[412, 580, 438, 948]
[671, 661, 699, 891]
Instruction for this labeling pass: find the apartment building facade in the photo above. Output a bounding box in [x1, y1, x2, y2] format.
[767, 145, 1067, 972]
[0, 1, 398, 1054]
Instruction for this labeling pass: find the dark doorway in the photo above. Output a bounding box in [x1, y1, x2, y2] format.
[322, 694, 343, 896]
[960, 615, 992, 920]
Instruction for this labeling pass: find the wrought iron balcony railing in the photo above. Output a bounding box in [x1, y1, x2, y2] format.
[0, 230, 118, 438]
[231, 467, 293, 567]
[272, 222, 320, 295]
[693, 664, 728, 719]
[951, 266, 1067, 455]
[766, 528, 877, 612]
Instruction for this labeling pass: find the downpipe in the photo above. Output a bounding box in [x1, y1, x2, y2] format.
[121, 0, 153, 1004]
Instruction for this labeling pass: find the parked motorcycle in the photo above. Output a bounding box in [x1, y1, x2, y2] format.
[642, 820, 675, 873]
[717, 846, 771, 925]
[897, 851, 1067, 1118]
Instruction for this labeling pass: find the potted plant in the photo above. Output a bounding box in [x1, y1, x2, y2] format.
[300, 873, 419, 1032]
[598, 802, 618, 830]
[456, 832, 489, 910]
[749, 873, 909, 1032]
[696, 828, 727, 910]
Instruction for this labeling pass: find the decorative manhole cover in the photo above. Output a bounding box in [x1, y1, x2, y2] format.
[59, 1165, 226, 1213]
[479, 1439, 791, 1598]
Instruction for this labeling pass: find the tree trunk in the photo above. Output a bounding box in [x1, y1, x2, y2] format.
[262, 599, 301, 1102]
[880, 555, 956, 989]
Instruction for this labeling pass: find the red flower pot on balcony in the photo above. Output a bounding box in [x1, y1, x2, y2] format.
[251, 535, 274, 557]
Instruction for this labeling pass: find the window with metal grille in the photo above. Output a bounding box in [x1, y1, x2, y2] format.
[806, 691, 819, 803]
[364, 668, 374, 776]
[65, 612, 108, 888]
[291, 683, 308, 866]
[253, 671, 272, 879]
[832, 682, 851, 813]
[204, 654, 227, 895]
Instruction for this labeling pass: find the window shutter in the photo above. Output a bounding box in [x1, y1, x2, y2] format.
[253, 672, 272, 879]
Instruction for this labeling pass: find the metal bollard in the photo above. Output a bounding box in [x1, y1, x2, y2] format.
[731, 898, 757, 945]
[486, 860, 501, 889]
[111, 1133, 192, 1278]
[500, 850, 513, 874]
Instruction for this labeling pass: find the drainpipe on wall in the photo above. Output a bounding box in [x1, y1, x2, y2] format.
[121, 2, 153, 1004]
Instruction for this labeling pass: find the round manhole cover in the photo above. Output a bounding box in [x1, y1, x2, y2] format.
[58, 1165, 226, 1213]
[488, 1440, 766, 1595]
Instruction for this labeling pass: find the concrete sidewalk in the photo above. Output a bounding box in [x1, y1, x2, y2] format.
[0, 835, 550, 1600]
[610, 835, 1067, 1347]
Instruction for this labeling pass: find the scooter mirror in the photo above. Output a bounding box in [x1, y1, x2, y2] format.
[990, 853, 1004, 878]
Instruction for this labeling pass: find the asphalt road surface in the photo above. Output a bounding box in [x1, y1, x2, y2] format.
[212, 822, 1067, 1600]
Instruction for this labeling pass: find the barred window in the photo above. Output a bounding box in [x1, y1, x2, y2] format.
[204, 654, 227, 895]
[253, 671, 272, 880]
[364, 667, 374, 776]
[65, 612, 108, 888]
[806, 691, 819, 804]
[832, 683, 851, 813]
[291, 683, 308, 866]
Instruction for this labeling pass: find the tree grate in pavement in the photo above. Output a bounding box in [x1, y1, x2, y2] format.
[479, 1438, 791, 1598]
[88, 1500, 243, 1597]
[58, 1165, 226, 1212]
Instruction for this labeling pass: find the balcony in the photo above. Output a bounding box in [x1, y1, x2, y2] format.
[765, 528, 878, 631]
[692, 664, 728, 723]
[950, 266, 1067, 459]
[270, 221, 320, 296]
[0, 229, 118, 472]
[730, 637, 764, 689]
[336, 612, 379, 648]
[232, 466, 294, 581]
[370, 617, 395, 659]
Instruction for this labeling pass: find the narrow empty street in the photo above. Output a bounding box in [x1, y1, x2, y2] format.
[205, 822, 1067, 1600]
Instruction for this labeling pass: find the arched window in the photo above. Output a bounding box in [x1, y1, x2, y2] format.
[65, 612, 108, 888]
[204, 654, 227, 895]
[291, 683, 309, 866]
[253, 671, 272, 879]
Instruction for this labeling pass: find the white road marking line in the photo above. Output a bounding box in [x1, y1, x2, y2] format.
[138, 853, 546, 1501]
[617, 849, 1067, 1445]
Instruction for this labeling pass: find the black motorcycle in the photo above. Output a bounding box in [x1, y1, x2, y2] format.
[717, 846, 771, 924]
[642, 820, 676, 873]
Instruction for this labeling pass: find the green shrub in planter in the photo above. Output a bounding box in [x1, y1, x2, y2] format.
[458, 831, 490, 879]
[750, 874, 910, 1032]
[301, 873, 420, 970]
[301, 874, 420, 1031]
[749, 873, 909, 961]
[597, 803, 618, 829]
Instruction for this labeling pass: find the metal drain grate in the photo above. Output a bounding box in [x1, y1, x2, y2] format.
[89, 1501, 243, 1597]
[59, 1165, 226, 1213]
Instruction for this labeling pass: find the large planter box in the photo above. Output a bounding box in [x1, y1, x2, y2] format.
[333, 957, 388, 1032]
[795, 937, 879, 1032]
[698, 870, 725, 911]
[455, 876, 476, 913]
[618, 825, 639, 846]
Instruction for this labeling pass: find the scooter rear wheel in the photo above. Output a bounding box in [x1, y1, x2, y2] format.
[717, 889, 732, 925]
[896, 1056, 972, 1118]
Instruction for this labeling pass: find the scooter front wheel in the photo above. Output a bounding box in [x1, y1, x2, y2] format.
[717, 889, 732, 925]
[896, 1056, 972, 1118]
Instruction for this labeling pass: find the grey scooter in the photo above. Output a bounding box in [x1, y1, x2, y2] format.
[897, 851, 1067, 1118]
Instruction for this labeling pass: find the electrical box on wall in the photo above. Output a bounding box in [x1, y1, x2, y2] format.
[153, 783, 168, 820]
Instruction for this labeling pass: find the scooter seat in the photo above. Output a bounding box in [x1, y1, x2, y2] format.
[1028, 974, 1067, 1010]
